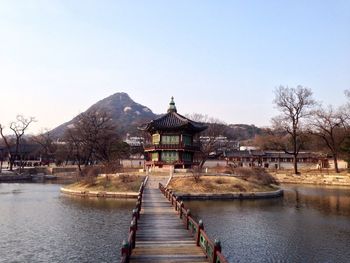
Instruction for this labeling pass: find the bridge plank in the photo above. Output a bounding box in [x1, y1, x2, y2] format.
[129, 178, 209, 263]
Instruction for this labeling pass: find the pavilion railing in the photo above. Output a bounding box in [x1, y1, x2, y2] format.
[120, 176, 148, 263]
[159, 183, 229, 263]
[144, 143, 200, 151]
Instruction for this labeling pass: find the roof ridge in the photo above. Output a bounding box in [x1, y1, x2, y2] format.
[172, 112, 189, 123]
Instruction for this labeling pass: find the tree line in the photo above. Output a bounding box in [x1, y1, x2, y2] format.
[1, 86, 350, 175]
[254, 86, 350, 174]
[0, 111, 130, 174]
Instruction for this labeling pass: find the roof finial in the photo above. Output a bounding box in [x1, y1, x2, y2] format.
[167, 96, 177, 113]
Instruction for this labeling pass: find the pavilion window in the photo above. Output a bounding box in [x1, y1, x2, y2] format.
[161, 151, 179, 163]
[182, 135, 192, 146]
[183, 152, 192, 161]
[161, 135, 179, 145]
[152, 134, 160, 144]
[151, 152, 159, 161]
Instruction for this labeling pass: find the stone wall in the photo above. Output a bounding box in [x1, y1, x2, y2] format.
[273, 173, 350, 186]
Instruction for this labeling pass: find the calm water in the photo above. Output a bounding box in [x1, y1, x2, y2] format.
[1, 184, 350, 263]
[0, 183, 134, 263]
[186, 184, 350, 263]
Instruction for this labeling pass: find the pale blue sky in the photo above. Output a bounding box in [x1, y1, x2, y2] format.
[0, 1, 349, 133]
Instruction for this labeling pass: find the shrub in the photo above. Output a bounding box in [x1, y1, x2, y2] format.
[191, 166, 202, 183]
[233, 167, 278, 186]
[215, 178, 226, 184]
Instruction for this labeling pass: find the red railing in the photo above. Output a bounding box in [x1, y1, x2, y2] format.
[120, 176, 148, 263]
[144, 143, 200, 151]
[144, 160, 199, 166]
[159, 183, 229, 263]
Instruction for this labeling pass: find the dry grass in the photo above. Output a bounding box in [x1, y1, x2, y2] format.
[167, 176, 275, 194]
[233, 167, 278, 185]
[149, 171, 172, 177]
[66, 174, 144, 193]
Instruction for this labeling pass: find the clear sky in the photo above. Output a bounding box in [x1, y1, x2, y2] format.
[0, 1, 349, 134]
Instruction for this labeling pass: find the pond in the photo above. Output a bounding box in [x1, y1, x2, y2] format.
[0, 183, 134, 263]
[185, 184, 350, 263]
[1, 183, 350, 262]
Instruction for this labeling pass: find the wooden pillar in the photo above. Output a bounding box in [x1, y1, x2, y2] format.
[186, 209, 191, 230]
[179, 201, 184, 219]
[129, 220, 136, 249]
[196, 220, 203, 246]
[213, 239, 222, 263]
[121, 240, 130, 262]
[132, 209, 138, 230]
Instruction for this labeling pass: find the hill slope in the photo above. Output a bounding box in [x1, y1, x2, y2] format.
[50, 92, 263, 141]
[50, 92, 157, 138]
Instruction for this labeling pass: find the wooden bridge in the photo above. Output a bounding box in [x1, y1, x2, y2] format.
[120, 177, 228, 263]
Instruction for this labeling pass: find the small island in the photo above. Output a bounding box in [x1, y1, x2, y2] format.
[61, 174, 145, 198]
[168, 176, 275, 194]
[165, 168, 283, 200]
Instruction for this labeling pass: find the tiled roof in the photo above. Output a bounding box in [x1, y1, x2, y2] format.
[139, 112, 207, 133]
[226, 150, 323, 158]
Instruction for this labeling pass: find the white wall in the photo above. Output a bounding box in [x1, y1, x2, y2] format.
[203, 160, 227, 167]
[121, 159, 145, 168]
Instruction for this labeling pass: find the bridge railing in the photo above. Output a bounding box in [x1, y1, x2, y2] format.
[120, 176, 148, 263]
[159, 183, 229, 263]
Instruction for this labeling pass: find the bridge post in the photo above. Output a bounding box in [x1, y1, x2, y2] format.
[130, 220, 136, 249]
[121, 239, 130, 262]
[132, 209, 138, 230]
[136, 200, 141, 214]
[196, 219, 204, 246]
[175, 196, 180, 211]
[137, 196, 142, 215]
[179, 201, 184, 218]
[213, 239, 222, 263]
[186, 209, 191, 229]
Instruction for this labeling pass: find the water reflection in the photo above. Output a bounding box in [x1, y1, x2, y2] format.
[0, 183, 134, 263]
[284, 185, 350, 217]
[185, 184, 350, 263]
[1, 183, 350, 263]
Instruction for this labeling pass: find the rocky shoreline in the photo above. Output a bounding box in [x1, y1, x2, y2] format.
[173, 188, 284, 200]
[60, 187, 139, 198]
[273, 173, 350, 187]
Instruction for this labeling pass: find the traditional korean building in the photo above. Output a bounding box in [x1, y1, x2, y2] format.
[139, 97, 207, 168]
[225, 150, 328, 169]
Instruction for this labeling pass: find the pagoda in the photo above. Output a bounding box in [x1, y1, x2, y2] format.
[139, 97, 207, 169]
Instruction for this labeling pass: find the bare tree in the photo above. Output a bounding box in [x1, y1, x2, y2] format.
[187, 113, 227, 168]
[31, 130, 57, 166]
[0, 115, 35, 171]
[64, 110, 129, 174]
[272, 86, 316, 174]
[307, 105, 347, 173]
[64, 128, 84, 173]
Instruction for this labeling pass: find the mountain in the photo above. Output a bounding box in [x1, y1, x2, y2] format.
[226, 124, 263, 141]
[50, 92, 264, 141]
[50, 92, 158, 138]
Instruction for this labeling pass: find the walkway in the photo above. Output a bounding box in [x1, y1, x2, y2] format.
[129, 176, 208, 263]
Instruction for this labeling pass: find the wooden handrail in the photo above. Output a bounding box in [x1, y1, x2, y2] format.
[159, 182, 229, 263]
[120, 176, 148, 263]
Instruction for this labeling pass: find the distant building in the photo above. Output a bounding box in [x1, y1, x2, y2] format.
[239, 146, 258, 151]
[200, 136, 240, 156]
[225, 150, 328, 169]
[139, 97, 207, 168]
[124, 135, 144, 147]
